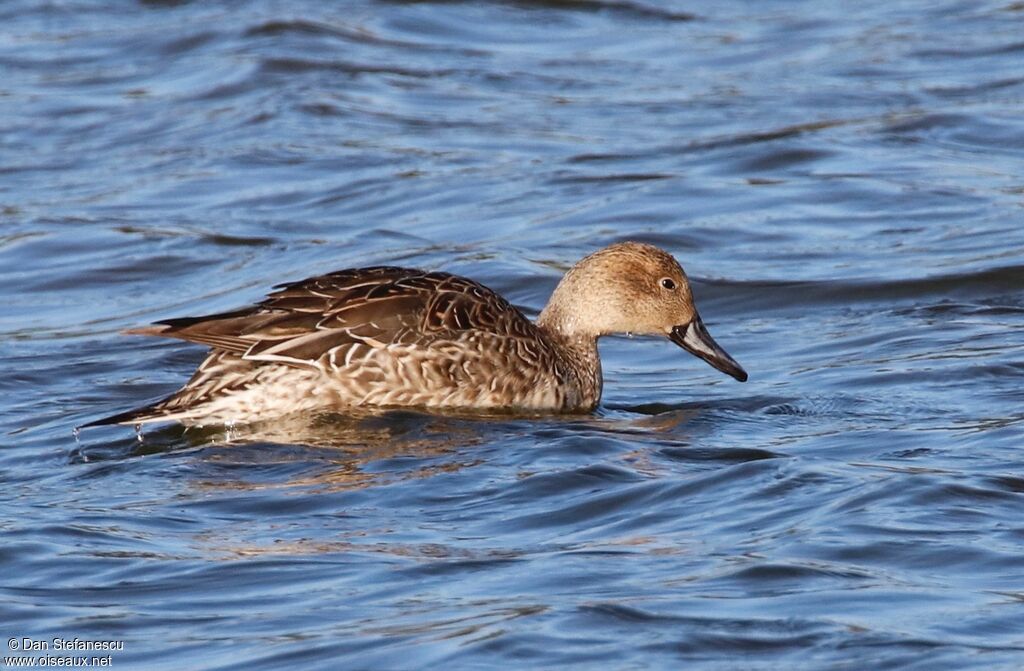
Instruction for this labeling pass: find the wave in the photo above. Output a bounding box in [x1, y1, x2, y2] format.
[696, 263, 1024, 312]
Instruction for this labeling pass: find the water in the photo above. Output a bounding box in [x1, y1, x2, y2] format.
[3, 0, 1024, 668]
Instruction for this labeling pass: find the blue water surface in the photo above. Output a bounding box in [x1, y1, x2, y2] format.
[2, 1, 1024, 668]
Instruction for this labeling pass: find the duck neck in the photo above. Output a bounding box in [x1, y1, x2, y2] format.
[536, 313, 603, 410]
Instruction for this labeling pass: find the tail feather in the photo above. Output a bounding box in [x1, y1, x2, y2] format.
[79, 397, 183, 428]
[80, 351, 256, 429]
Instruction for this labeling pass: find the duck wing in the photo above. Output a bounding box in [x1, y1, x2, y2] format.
[125, 266, 541, 370]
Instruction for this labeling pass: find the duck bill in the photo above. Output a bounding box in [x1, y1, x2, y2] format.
[669, 315, 748, 382]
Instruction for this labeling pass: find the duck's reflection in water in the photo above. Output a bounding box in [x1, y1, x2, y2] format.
[175, 408, 492, 484]
[163, 410, 514, 561]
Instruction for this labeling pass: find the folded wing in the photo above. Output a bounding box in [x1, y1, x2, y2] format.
[125, 266, 541, 370]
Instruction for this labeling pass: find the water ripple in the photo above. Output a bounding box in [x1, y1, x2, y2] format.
[3, 0, 1024, 669]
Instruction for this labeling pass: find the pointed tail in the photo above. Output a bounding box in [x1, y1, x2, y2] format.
[78, 398, 180, 429]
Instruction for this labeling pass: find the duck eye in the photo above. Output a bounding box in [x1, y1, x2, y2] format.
[660, 278, 677, 290]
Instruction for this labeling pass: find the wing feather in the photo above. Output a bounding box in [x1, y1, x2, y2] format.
[125, 266, 544, 370]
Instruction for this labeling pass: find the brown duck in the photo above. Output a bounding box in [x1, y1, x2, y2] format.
[87, 242, 747, 427]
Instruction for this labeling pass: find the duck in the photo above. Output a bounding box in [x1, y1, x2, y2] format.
[85, 242, 746, 427]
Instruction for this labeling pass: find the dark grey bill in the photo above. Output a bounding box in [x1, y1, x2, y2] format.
[669, 315, 748, 382]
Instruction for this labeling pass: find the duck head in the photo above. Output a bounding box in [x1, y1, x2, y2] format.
[538, 241, 747, 382]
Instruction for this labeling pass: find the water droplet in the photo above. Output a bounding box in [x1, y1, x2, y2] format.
[72, 426, 81, 444]
[134, 423, 144, 443]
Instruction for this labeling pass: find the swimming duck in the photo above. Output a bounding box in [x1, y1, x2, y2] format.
[87, 242, 746, 426]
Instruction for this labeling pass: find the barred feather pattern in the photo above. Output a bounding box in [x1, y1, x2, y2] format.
[108, 267, 603, 426]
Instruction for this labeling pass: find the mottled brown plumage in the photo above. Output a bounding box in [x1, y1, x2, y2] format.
[86, 242, 746, 427]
